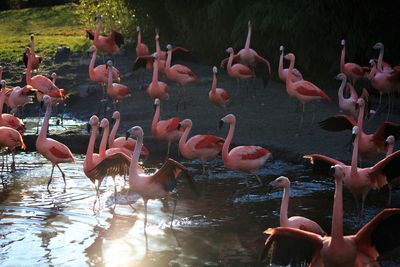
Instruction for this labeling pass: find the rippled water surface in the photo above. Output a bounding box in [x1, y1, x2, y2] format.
[1, 153, 399, 266]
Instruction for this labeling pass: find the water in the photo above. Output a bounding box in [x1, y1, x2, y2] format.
[0, 153, 399, 266]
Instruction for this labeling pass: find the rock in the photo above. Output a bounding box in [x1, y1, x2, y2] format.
[55, 46, 71, 63]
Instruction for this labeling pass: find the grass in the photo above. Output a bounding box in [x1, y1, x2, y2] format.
[0, 3, 90, 62]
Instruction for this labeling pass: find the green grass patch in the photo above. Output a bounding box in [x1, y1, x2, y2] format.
[0, 3, 90, 62]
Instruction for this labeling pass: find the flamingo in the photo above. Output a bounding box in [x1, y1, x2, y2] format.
[339, 39, 368, 85]
[152, 98, 183, 158]
[22, 34, 43, 70]
[178, 118, 224, 174]
[268, 176, 326, 236]
[106, 60, 131, 106]
[209, 66, 230, 109]
[135, 26, 149, 57]
[5, 85, 36, 114]
[125, 125, 198, 248]
[146, 55, 169, 101]
[0, 126, 26, 172]
[220, 21, 271, 87]
[85, 14, 124, 55]
[0, 80, 25, 133]
[83, 115, 130, 208]
[319, 98, 400, 160]
[284, 53, 331, 128]
[109, 111, 150, 158]
[372, 42, 393, 72]
[304, 126, 400, 219]
[384, 135, 399, 205]
[219, 114, 272, 188]
[278, 45, 303, 83]
[36, 95, 75, 189]
[165, 44, 198, 110]
[87, 45, 121, 84]
[261, 163, 400, 266]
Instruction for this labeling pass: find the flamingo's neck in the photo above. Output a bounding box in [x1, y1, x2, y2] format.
[211, 73, 217, 93]
[244, 24, 251, 50]
[89, 49, 97, 80]
[278, 50, 284, 79]
[279, 186, 290, 226]
[331, 177, 344, 244]
[222, 121, 235, 164]
[156, 37, 161, 53]
[338, 79, 346, 102]
[95, 19, 102, 39]
[151, 105, 160, 136]
[377, 47, 384, 72]
[99, 124, 109, 158]
[0, 87, 5, 115]
[152, 59, 159, 83]
[129, 134, 143, 188]
[286, 57, 295, 88]
[178, 124, 191, 158]
[227, 52, 234, 73]
[351, 129, 360, 175]
[26, 55, 32, 85]
[386, 143, 394, 156]
[86, 125, 98, 165]
[137, 30, 142, 45]
[165, 50, 172, 71]
[107, 65, 112, 94]
[38, 104, 51, 141]
[340, 45, 345, 73]
[109, 117, 120, 147]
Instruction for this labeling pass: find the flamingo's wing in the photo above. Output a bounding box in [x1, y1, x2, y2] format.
[111, 29, 124, 47]
[49, 146, 72, 160]
[133, 55, 153, 71]
[220, 90, 230, 101]
[296, 83, 330, 100]
[303, 154, 343, 176]
[355, 208, 400, 257]
[372, 121, 400, 149]
[151, 158, 199, 196]
[165, 117, 180, 132]
[319, 114, 356, 131]
[371, 150, 400, 183]
[89, 152, 130, 179]
[194, 135, 224, 150]
[260, 227, 323, 266]
[240, 146, 271, 160]
[85, 29, 94, 40]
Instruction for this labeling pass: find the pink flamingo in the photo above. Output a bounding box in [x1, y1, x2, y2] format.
[146, 55, 169, 101]
[0, 80, 25, 133]
[5, 85, 36, 114]
[165, 44, 198, 110]
[219, 114, 272, 188]
[106, 60, 131, 105]
[178, 118, 224, 174]
[83, 115, 130, 207]
[87, 45, 121, 84]
[85, 14, 124, 55]
[384, 135, 399, 205]
[340, 39, 368, 85]
[125, 125, 198, 246]
[36, 95, 75, 189]
[109, 111, 150, 158]
[209, 66, 230, 109]
[220, 21, 271, 86]
[22, 34, 43, 70]
[278, 45, 303, 83]
[372, 42, 393, 72]
[135, 26, 149, 57]
[305, 125, 400, 219]
[319, 98, 400, 160]
[261, 163, 400, 266]
[152, 98, 183, 158]
[285, 53, 331, 127]
[0, 126, 26, 172]
[268, 176, 326, 235]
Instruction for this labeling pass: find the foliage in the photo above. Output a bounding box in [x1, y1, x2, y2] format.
[0, 0, 76, 11]
[0, 3, 88, 61]
[76, 0, 136, 40]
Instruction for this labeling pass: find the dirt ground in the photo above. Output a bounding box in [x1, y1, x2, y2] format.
[5, 45, 400, 164]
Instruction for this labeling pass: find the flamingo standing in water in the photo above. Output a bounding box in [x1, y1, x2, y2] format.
[0, 80, 25, 133]
[219, 114, 272, 188]
[284, 53, 331, 128]
[0, 126, 26, 172]
[152, 98, 183, 158]
[108, 111, 150, 158]
[261, 163, 400, 266]
[87, 45, 121, 84]
[178, 118, 224, 174]
[5, 84, 36, 115]
[85, 14, 124, 55]
[22, 34, 43, 70]
[106, 60, 131, 108]
[209, 66, 230, 109]
[125, 125, 198, 248]
[83, 115, 130, 208]
[304, 125, 400, 219]
[278, 45, 303, 83]
[146, 55, 169, 101]
[340, 39, 368, 85]
[319, 98, 400, 160]
[268, 176, 326, 235]
[220, 21, 271, 87]
[36, 95, 75, 189]
[165, 44, 198, 110]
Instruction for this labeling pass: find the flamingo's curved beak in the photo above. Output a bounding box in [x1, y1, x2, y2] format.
[111, 118, 116, 124]
[351, 132, 356, 144]
[329, 166, 336, 177]
[125, 131, 130, 140]
[218, 120, 224, 129]
[154, 104, 157, 111]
